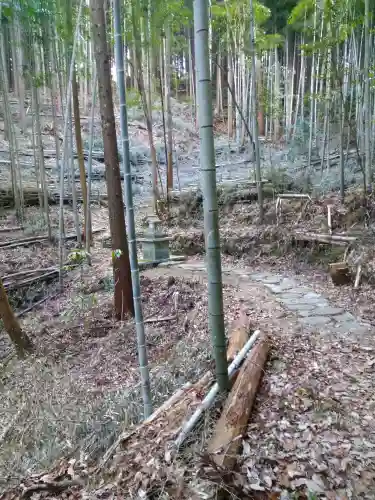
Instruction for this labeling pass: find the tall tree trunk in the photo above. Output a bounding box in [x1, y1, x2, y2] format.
[215, 47, 223, 116]
[66, 0, 90, 242]
[13, 20, 26, 131]
[86, 65, 97, 263]
[256, 58, 265, 136]
[227, 42, 234, 138]
[72, 71, 90, 243]
[165, 25, 173, 191]
[31, 47, 52, 239]
[364, 0, 371, 188]
[91, 0, 134, 320]
[0, 279, 33, 357]
[0, 26, 22, 216]
[307, 3, 317, 169]
[189, 24, 196, 127]
[249, 0, 264, 223]
[69, 99, 81, 244]
[131, 2, 159, 211]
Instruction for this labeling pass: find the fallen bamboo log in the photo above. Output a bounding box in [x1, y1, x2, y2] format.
[0, 235, 48, 248]
[144, 315, 177, 324]
[4, 270, 59, 291]
[207, 333, 269, 469]
[0, 228, 105, 250]
[293, 232, 357, 246]
[99, 333, 260, 471]
[278, 193, 311, 199]
[0, 226, 23, 233]
[2, 267, 58, 282]
[17, 293, 59, 318]
[174, 330, 261, 449]
[0, 188, 102, 208]
[4, 261, 83, 291]
[0, 148, 105, 161]
[99, 371, 213, 471]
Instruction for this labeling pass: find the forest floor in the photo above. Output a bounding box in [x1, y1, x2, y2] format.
[0, 92, 375, 498]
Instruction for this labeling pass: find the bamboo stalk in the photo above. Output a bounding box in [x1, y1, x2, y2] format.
[114, 0, 152, 418]
[174, 330, 260, 449]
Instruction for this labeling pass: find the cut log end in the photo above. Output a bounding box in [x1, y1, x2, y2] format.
[226, 312, 251, 363]
[329, 262, 351, 286]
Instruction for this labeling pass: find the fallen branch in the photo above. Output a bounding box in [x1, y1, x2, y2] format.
[0, 226, 23, 233]
[144, 315, 177, 324]
[207, 334, 269, 468]
[293, 232, 357, 246]
[17, 293, 59, 317]
[4, 270, 59, 291]
[2, 267, 58, 282]
[174, 330, 261, 449]
[21, 479, 83, 499]
[0, 228, 105, 250]
[99, 372, 213, 471]
[0, 235, 48, 248]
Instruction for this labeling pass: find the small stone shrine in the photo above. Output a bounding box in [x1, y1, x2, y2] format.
[139, 216, 171, 263]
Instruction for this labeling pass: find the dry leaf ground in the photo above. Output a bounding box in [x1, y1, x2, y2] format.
[0, 224, 244, 491]
[1, 93, 375, 498]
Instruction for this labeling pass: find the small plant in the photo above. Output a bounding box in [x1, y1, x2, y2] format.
[61, 293, 98, 320]
[101, 274, 114, 292]
[65, 249, 91, 275]
[24, 213, 47, 235]
[112, 249, 123, 260]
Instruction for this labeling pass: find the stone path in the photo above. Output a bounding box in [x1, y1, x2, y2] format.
[164, 260, 372, 336]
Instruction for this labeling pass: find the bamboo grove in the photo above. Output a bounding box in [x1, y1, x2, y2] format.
[0, 0, 374, 352]
[1, 0, 374, 215]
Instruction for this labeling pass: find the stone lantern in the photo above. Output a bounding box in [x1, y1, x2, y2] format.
[138, 216, 171, 264]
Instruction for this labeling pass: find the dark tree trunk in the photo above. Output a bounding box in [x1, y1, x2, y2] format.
[90, 0, 134, 319]
[0, 279, 33, 357]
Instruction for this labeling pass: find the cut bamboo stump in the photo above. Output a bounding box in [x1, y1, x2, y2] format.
[226, 312, 250, 362]
[329, 262, 352, 286]
[207, 334, 269, 469]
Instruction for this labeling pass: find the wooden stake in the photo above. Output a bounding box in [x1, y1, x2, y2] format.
[327, 204, 333, 235]
[354, 264, 362, 289]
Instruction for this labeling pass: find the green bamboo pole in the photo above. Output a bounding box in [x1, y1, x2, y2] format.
[249, 0, 264, 223]
[113, 0, 152, 418]
[364, 0, 371, 189]
[193, 0, 229, 392]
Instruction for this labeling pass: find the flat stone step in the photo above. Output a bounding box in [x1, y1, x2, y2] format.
[168, 260, 373, 337]
[298, 306, 344, 318]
